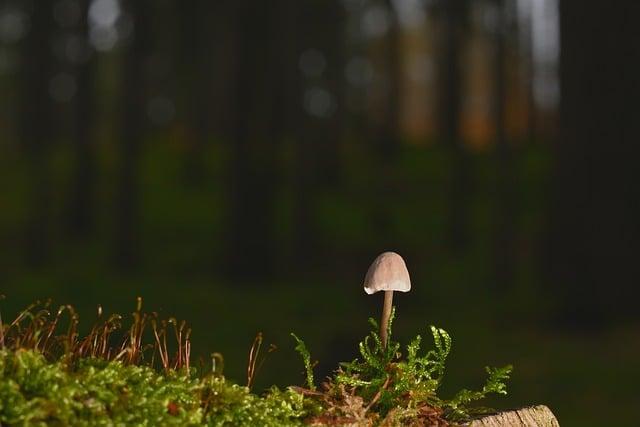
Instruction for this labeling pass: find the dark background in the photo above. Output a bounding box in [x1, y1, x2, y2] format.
[1, 0, 639, 425]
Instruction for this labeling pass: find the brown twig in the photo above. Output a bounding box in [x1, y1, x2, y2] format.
[365, 375, 391, 413]
[246, 332, 263, 389]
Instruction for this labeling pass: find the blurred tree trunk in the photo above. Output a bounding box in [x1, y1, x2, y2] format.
[66, 0, 95, 238]
[114, 0, 151, 271]
[289, 0, 315, 273]
[370, 0, 402, 249]
[548, 0, 640, 324]
[438, 0, 471, 253]
[290, 0, 347, 272]
[326, 2, 347, 186]
[492, 0, 517, 290]
[379, 0, 402, 157]
[178, 0, 214, 186]
[521, 3, 536, 145]
[21, 0, 55, 267]
[226, 1, 285, 281]
[314, 0, 347, 188]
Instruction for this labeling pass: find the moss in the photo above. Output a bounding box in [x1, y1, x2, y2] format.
[0, 350, 311, 426]
[0, 300, 511, 426]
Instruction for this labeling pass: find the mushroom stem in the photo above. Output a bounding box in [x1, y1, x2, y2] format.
[380, 290, 394, 349]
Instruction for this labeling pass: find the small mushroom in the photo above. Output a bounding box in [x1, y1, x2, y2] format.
[363, 252, 411, 348]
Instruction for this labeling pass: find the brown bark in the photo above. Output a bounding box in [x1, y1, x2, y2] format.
[467, 405, 559, 427]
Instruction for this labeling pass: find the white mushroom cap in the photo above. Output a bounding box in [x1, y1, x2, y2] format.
[363, 252, 411, 295]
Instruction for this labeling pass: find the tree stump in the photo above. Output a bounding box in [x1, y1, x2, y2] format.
[467, 405, 559, 427]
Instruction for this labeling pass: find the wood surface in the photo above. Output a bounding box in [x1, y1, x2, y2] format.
[467, 405, 559, 427]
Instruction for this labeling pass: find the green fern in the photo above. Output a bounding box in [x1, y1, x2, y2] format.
[290, 333, 315, 391]
[303, 308, 513, 423]
[444, 365, 513, 421]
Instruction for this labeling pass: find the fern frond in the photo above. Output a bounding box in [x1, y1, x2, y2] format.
[407, 335, 422, 361]
[482, 365, 512, 395]
[359, 336, 384, 371]
[368, 317, 379, 330]
[431, 326, 451, 359]
[385, 307, 396, 341]
[295, 319, 511, 425]
[447, 364, 513, 419]
[290, 333, 315, 390]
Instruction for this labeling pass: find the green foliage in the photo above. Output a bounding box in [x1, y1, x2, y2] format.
[0, 349, 310, 426]
[290, 333, 315, 391]
[0, 300, 315, 426]
[443, 365, 513, 421]
[0, 300, 511, 426]
[201, 377, 308, 426]
[309, 309, 512, 424]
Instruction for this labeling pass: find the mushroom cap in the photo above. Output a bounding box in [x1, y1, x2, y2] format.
[363, 252, 411, 295]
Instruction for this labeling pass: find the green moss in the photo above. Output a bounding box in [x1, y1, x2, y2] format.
[0, 350, 311, 426]
[0, 300, 511, 426]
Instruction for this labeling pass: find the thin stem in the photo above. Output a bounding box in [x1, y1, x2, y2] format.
[380, 290, 394, 348]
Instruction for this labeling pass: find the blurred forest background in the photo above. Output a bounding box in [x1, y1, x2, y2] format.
[1, 0, 639, 425]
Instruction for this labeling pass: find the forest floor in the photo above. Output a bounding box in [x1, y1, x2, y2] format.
[0, 290, 638, 426]
[0, 299, 515, 426]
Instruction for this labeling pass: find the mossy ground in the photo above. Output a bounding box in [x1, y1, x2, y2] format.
[0, 349, 310, 426]
[0, 300, 511, 426]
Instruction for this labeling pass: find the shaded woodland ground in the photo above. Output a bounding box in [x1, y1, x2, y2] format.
[0, 0, 639, 425]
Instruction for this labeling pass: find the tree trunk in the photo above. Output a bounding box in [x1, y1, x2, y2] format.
[114, 0, 151, 271]
[438, 0, 471, 253]
[379, 0, 402, 158]
[67, 0, 95, 238]
[547, 0, 640, 325]
[178, 0, 214, 186]
[289, 0, 347, 272]
[492, 0, 517, 290]
[370, 0, 402, 249]
[21, 0, 55, 267]
[313, 0, 347, 188]
[521, 2, 537, 145]
[225, 0, 282, 281]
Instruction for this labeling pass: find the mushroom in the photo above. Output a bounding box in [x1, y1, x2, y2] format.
[363, 252, 411, 349]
